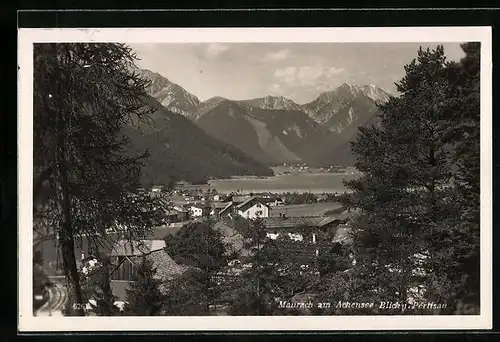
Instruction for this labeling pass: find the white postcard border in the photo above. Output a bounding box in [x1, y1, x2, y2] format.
[18, 26, 492, 331]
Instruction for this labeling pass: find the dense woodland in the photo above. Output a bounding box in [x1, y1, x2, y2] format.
[33, 42, 481, 316]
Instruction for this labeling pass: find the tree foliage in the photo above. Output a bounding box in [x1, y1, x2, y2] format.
[124, 257, 165, 316]
[227, 219, 318, 315]
[33, 43, 165, 315]
[334, 44, 481, 314]
[163, 219, 230, 314]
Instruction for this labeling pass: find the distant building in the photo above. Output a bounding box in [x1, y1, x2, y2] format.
[236, 197, 270, 219]
[190, 205, 203, 217]
[261, 215, 351, 259]
[263, 197, 285, 207]
[164, 208, 189, 223]
[262, 216, 345, 243]
[212, 220, 250, 257]
[211, 201, 232, 217]
[218, 202, 234, 217]
[190, 204, 212, 218]
[108, 239, 185, 282]
[151, 185, 163, 193]
[108, 239, 189, 302]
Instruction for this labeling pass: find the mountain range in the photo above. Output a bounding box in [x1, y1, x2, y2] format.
[124, 95, 274, 185]
[130, 68, 393, 181]
[135, 69, 201, 116]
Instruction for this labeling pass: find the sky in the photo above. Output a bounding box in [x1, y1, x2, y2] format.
[130, 42, 466, 104]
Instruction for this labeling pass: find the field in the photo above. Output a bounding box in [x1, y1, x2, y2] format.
[208, 172, 360, 194]
[269, 202, 344, 217]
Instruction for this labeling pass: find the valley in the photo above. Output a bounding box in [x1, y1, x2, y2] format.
[135, 68, 393, 173]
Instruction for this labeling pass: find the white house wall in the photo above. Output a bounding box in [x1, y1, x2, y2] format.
[190, 207, 203, 217]
[265, 232, 305, 242]
[237, 203, 269, 219]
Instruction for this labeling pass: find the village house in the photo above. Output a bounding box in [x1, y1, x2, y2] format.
[212, 219, 249, 257]
[150, 185, 165, 198]
[236, 197, 270, 219]
[262, 216, 345, 243]
[190, 205, 203, 217]
[215, 195, 287, 219]
[163, 209, 189, 223]
[211, 201, 232, 217]
[217, 202, 234, 218]
[257, 215, 351, 272]
[190, 204, 211, 218]
[106, 220, 195, 304]
[266, 198, 285, 207]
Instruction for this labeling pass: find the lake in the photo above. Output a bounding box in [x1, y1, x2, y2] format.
[208, 172, 360, 194]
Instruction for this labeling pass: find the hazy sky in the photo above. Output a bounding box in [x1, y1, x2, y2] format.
[130, 42, 466, 104]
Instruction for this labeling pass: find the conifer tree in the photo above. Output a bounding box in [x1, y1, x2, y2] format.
[227, 219, 311, 315]
[124, 257, 165, 316]
[164, 220, 228, 314]
[338, 45, 469, 312]
[423, 42, 481, 313]
[33, 43, 165, 315]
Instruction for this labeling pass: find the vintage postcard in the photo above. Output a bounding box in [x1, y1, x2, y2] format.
[18, 27, 492, 331]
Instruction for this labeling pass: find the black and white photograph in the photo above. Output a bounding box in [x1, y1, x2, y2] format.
[18, 27, 492, 331]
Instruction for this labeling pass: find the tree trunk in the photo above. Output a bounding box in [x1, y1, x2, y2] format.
[51, 42, 85, 316]
[60, 232, 85, 316]
[100, 257, 114, 316]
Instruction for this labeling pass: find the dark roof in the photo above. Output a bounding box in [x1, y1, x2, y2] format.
[269, 203, 346, 217]
[316, 217, 340, 227]
[236, 197, 270, 212]
[129, 249, 188, 281]
[213, 220, 248, 256]
[213, 201, 231, 209]
[219, 202, 234, 215]
[262, 216, 342, 230]
[110, 249, 190, 298]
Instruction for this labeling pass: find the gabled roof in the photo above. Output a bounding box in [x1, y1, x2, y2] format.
[219, 202, 234, 215]
[316, 217, 341, 227]
[110, 249, 191, 298]
[262, 217, 321, 230]
[213, 220, 251, 257]
[236, 197, 270, 212]
[213, 201, 231, 209]
[129, 249, 188, 281]
[262, 216, 342, 230]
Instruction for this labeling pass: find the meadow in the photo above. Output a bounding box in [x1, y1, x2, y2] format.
[208, 172, 360, 194]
